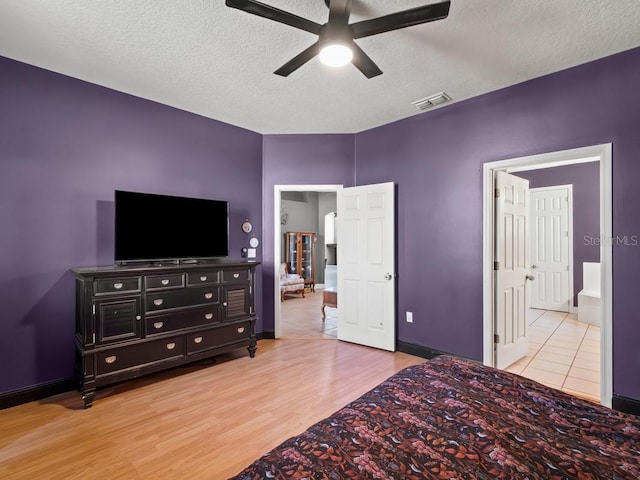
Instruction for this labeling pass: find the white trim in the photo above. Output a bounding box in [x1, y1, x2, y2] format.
[507, 155, 600, 173]
[599, 146, 613, 407]
[273, 185, 343, 339]
[483, 144, 612, 407]
[529, 184, 574, 313]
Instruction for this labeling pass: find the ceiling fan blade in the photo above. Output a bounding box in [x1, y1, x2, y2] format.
[328, 0, 352, 25]
[226, 0, 322, 35]
[351, 0, 450, 39]
[274, 42, 321, 77]
[350, 42, 382, 79]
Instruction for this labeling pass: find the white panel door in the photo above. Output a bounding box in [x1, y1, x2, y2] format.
[337, 182, 395, 351]
[530, 187, 571, 312]
[495, 172, 530, 369]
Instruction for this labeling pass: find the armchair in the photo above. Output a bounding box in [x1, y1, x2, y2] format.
[280, 263, 305, 301]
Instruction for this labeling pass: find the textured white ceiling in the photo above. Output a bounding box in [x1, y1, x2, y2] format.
[1, 1, 639, 134]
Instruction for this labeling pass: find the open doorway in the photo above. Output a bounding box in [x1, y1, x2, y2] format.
[483, 144, 612, 406]
[273, 185, 342, 339]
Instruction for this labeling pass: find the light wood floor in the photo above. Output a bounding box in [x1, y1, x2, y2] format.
[281, 292, 602, 401]
[0, 333, 423, 479]
[3, 292, 599, 478]
[280, 286, 337, 339]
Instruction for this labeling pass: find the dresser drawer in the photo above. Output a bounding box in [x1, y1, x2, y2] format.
[146, 287, 219, 312]
[222, 268, 250, 283]
[96, 336, 185, 375]
[95, 277, 141, 295]
[186, 271, 220, 286]
[146, 306, 220, 335]
[187, 321, 252, 354]
[145, 274, 184, 291]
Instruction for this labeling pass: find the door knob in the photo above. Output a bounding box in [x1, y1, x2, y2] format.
[385, 273, 393, 280]
[525, 274, 535, 281]
[531, 265, 538, 269]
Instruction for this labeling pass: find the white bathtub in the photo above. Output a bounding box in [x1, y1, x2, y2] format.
[578, 262, 600, 326]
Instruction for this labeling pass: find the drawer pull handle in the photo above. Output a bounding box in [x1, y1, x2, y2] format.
[237, 327, 245, 334]
[205, 313, 213, 320]
[200, 276, 207, 281]
[136, 315, 141, 321]
[233, 273, 240, 278]
[166, 342, 176, 350]
[105, 355, 117, 364]
[194, 336, 203, 344]
[204, 293, 213, 299]
[161, 279, 170, 285]
[114, 283, 123, 290]
[154, 299, 163, 306]
[154, 322, 163, 329]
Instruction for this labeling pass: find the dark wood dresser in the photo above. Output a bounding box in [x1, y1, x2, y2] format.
[72, 260, 259, 407]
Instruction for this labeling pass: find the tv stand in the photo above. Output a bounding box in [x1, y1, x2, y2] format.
[72, 260, 259, 408]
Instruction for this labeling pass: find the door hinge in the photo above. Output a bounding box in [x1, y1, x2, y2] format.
[494, 333, 500, 343]
[494, 261, 500, 271]
[495, 188, 500, 198]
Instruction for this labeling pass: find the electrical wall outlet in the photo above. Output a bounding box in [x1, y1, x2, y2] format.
[406, 311, 413, 323]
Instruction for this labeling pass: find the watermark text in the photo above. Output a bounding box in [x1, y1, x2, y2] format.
[583, 235, 638, 246]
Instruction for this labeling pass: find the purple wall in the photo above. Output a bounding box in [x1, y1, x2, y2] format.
[355, 46, 640, 401]
[0, 57, 263, 395]
[261, 135, 355, 331]
[3, 45, 640, 404]
[516, 163, 600, 306]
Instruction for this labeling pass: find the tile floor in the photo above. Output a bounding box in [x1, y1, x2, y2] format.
[504, 308, 601, 402]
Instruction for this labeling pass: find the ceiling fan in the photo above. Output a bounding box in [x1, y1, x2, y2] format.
[225, 0, 451, 78]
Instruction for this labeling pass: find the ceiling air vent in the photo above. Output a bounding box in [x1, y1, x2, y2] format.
[411, 92, 452, 111]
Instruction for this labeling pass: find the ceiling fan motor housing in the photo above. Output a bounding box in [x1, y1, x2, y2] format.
[319, 22, 354, 48]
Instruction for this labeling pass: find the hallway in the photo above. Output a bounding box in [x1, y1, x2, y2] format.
[280, 286, 337, 340]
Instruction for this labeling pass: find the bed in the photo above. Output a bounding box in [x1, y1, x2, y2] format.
[229, 355, 640, 479]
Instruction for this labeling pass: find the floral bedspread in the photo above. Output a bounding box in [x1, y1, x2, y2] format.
[229, 355, 640, 479]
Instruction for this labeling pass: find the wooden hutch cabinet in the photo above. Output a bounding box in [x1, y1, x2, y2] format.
[285, 232, 316, 291]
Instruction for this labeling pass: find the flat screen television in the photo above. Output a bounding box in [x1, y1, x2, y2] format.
[114, 190, 229, 264]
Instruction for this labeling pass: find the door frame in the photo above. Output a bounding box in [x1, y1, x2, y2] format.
[482, 144, 612, 406]
[273, 184, 343, 339]
[529, 184, 574, 313]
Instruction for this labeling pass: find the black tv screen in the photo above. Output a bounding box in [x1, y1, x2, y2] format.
[114, 190, 229, 264]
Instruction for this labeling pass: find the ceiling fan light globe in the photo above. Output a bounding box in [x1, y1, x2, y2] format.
[319, 44, 353, 67]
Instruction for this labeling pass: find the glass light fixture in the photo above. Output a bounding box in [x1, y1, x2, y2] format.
[319, 43, 353, 67]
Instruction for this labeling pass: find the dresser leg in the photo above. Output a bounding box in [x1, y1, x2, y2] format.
[248, 337, 257, 358]
[81, 390, 95, 408]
